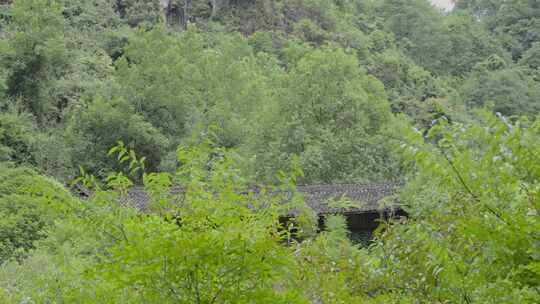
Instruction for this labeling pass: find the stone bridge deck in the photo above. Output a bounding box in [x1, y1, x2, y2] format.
[123, 183, 401, 215]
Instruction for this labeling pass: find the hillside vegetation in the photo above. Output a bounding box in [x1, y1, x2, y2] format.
[0, 0, 539, 302]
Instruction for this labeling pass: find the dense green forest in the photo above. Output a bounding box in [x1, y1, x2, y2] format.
[0, 0, 539, 302]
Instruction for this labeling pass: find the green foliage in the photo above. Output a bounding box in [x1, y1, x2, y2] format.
[2, 0, 538, 183]
[252, 47, 399, 183]
[115, 0, 161, 27]
[115, 27, 274, 147]
[0, 144, 315, 302]
[60, 0, 120, 33]
[0, 0, 69, 121]
[378, 112, 540, 302]
[0, 195, 48, 263]
[366, 49, 444, 103]
[1, 0, 540, 302]
[459, 64, 540, 117]
[2, 112, 540, 302]
[294, 215, 371, 303]
[0, 0, 115, 126]
[292, 18, 329, 45]
[377, 0, 451, 74]
[65, 97, 169, 176]
[0, 110, 34, 164]
[442, 11, 507, 76]
[0, 166, 77, 263]
[520, 41, 540, 71]
[457, 0, 540, 59]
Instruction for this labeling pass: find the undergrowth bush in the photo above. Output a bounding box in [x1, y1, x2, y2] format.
[0, 166, 78, 263]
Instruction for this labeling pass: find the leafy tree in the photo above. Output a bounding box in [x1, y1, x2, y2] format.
[115, 0, 161, 27]
[366, 49, 444, 102]
[520, 41, 540, 70]
[0, 164, 137, 302]
[442, 11, 507, 76]
[116, 27, 278, 152]
[0, 110, 35, 164]
[459, 57, 540, 116]
[456, 0, 540, 59]
[251, 47, 399, 183]
[114, 28, 196, 138]
[0, 0, 69, 122]
[68, 144, 316, 303]
[65, 97, 169, 177]
[376, 0, 451, 74]
[60, 0, 120, 33]
[374, 112, 540, 302]
[293, 215, 382, 303]
[0, 166, 78, 263]
[0, 0, 115, 126]
[292, 18, 329, 45]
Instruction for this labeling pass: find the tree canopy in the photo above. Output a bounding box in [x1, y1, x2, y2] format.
[0, 0, 539, 302]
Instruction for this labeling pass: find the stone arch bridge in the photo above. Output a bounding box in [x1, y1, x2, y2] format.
[122, 183, 404, 243]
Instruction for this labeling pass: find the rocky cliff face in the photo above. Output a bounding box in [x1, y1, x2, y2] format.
[430, 0, 454, 11]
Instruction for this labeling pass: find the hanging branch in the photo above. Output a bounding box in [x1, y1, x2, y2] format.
[440, 149, 511, 226]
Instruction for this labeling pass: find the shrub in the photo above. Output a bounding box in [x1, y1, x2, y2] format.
[0, 166, 78, 263]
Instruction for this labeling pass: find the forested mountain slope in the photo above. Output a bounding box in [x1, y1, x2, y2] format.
[0, 1, 539, 302]
[1, 0, 539, 184]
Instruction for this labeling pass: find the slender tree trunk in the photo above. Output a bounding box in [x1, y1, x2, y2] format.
[211, 0, 217, 18]
[181, 0, 191, 30]
[159, 0, 170, 27]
